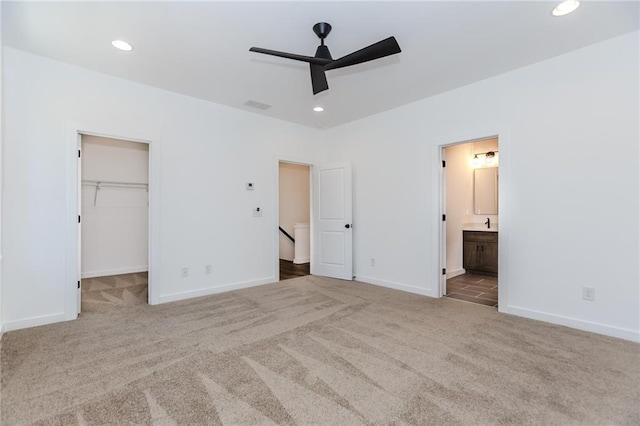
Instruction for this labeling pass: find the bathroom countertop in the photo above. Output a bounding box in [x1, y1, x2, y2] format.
[462, 223, 498, 232]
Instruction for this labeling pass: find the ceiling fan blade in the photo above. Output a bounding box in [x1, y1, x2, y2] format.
[249, 47, 332, 66]
[324, 37, 401, 71]
[310, 64, 329, 95]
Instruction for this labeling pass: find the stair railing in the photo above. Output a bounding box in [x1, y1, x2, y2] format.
[279, 226, 295, 243]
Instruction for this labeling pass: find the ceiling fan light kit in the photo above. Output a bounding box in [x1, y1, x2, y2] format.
[250, 22, 401, 95]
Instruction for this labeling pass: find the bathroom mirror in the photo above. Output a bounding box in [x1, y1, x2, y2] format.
[474, 167, 498, 214]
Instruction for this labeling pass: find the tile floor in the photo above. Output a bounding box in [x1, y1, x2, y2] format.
[446, 273, 498, 307]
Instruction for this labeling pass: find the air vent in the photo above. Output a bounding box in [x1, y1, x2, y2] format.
[244, 100, 273, 110]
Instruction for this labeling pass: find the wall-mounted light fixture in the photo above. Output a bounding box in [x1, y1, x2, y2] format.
[472, 151, 499, 168]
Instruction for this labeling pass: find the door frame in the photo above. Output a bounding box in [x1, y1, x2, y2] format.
[65, 123, 161, 320]
[434, 127, 509, 312]
[274, 158, 314, 281]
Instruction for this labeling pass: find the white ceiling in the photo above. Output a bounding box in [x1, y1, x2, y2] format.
[3, 1, 638, 129]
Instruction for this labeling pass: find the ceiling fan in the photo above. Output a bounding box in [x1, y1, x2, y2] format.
[249, 22, 401, 95]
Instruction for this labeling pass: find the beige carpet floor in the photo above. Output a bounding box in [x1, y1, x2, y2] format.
[1, 275, 639, 425]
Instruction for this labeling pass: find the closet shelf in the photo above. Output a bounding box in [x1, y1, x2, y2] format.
[82, 179, 148, 187]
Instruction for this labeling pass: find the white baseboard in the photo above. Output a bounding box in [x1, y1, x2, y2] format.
[355, 275, 433, 297]
[156, 276, 277, 304]
[446, 268, 466, 279]
[503, 305, 640, 343]
[82, 266, 148, 279]
[293, 257, 310, 264]
[2, 312, 68, 332]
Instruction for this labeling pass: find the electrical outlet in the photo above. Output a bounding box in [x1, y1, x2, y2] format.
[370, 258, 376, 266]
[205, 264, 212, 275]
[181, 267, 189, 278]
[582, 287, 595, 301]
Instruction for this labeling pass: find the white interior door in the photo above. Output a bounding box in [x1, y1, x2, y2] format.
[312, 162, 353, 280]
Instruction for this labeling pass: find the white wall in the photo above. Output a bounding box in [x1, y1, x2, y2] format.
[2, 32, 638, 342]
[320, 32, 639, 342]
[278, 162, 310, 261]
[81, 135, 149, 278]
[2, 48, 319, 330]
[445, 138, 499, 276]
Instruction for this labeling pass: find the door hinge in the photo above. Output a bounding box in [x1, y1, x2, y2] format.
[442, 268, 446, 276]
[78, 215, 81, 223]
[442, 214, 446, 221]
[78, 149, 81, 158]
[77, 280, 80, 289]
[442, 160, 446, 167]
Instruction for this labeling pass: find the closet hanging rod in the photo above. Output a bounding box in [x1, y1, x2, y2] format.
[82, 180, 149, 206]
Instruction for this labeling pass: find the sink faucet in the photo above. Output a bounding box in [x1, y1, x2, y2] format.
[485, 218, 491, 229]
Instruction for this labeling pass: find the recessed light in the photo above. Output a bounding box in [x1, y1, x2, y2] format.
[112, 40, 133, 51]
[552, 0, 580, 16]
[313, 106, 324, 112]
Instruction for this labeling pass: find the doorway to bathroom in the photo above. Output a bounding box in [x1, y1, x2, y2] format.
[441, 137, 499, 307]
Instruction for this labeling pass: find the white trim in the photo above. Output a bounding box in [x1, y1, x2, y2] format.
[503, 305, 640, 343]
[2, 312, 68, 332]
[496, 128, 509, 313]
[433, 143, 446, 297]
[147, 136, 161, 305]
[432, 125, 509, 311]
[446, 268, 466, 279]
[65, 125, 80, 321]
[293, 257, 310, 264]
[66, 122, 161, 323]
[81, 266, 148, 279]
[356, 275, 433, 297]
[438, 146, 447, 297]
[157, 276, 277, 304]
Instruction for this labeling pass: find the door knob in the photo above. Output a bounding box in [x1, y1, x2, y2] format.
[345, 224, 351, 229]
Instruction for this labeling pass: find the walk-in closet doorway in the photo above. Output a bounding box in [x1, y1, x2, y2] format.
[78, 135, 150, 313]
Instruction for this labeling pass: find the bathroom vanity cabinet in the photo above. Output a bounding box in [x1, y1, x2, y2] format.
[463, 231, 498, 276]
